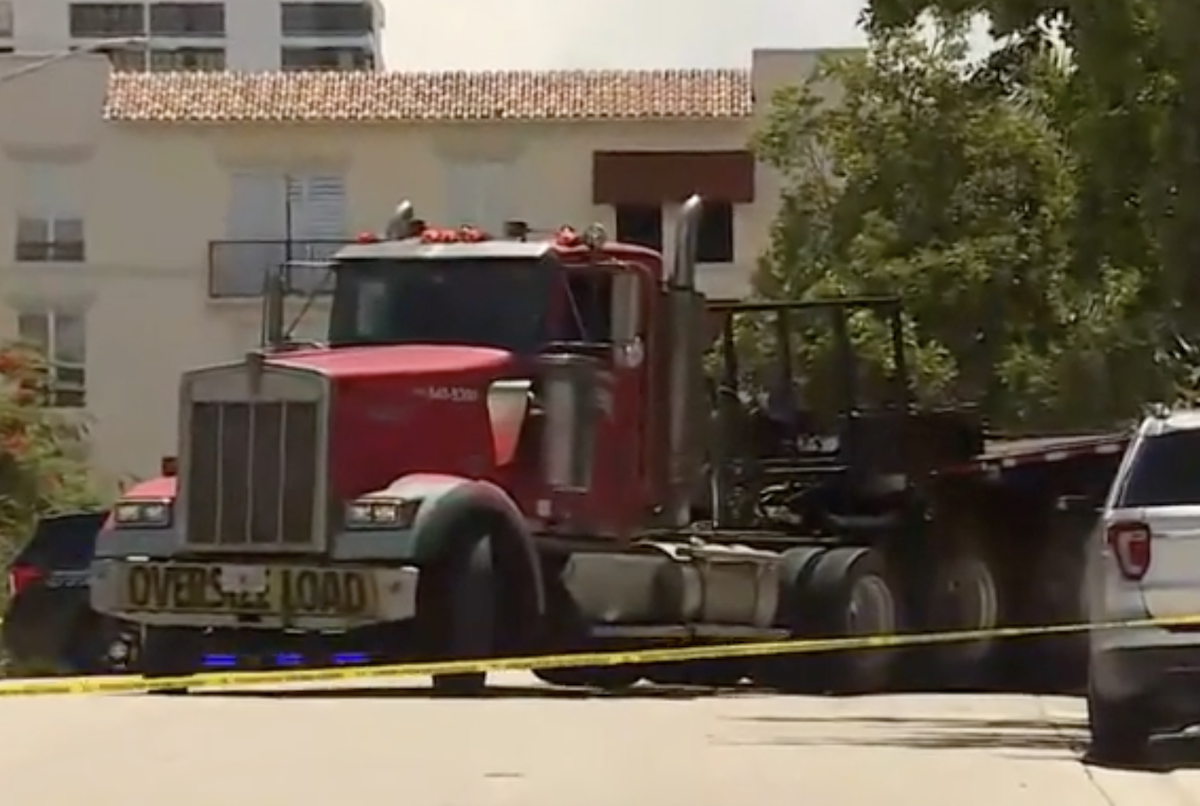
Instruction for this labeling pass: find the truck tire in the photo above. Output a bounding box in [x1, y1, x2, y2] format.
[647, 659, 745, 688]
[1022, 530, 1090, 691]
[803, 547, 903, 694]
[534, 665, 641, 691]
[750, 546, 827, 693]
[140, 626, 199, 695]
[923, 549, 1004, 688]
[1087, 684, 1151, 767]
[420, 536, 495, 697]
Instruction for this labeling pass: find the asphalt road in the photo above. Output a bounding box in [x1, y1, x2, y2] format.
[1, 673, 1198, 805]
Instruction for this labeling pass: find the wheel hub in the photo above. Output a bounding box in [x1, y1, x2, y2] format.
[944, 557, 999, 631]
[848, 574, 897, 635]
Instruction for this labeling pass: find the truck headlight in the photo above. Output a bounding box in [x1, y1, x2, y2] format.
[344, 498, 419, 530]
[113, 500, 172, 528]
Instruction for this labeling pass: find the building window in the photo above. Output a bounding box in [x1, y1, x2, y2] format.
[614, 204, 662, 252]
[149, 3, 225, 37]
[0, 2, 13, 38]
[280, 46, 372, 71]
[16, 310, 87, 408]
[696, 201, 734, 263]
[16, 218, 85, 262]
[280, 2, 373, 36]
[68, 3, 145, 37]
[15, 162, 86, 263]
[211, 171, 347, 298]
[150, 47, 225, 70]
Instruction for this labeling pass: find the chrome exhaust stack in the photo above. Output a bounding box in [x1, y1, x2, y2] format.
[664, 194, 704, 526]
[260, 265, 286, 348]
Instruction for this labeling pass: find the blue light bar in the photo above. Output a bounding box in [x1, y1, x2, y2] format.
[202, 653, 237, 668]
[332, 652, 368, 665]
[275, 653, 304, 667]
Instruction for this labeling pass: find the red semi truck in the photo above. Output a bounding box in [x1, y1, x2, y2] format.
[88, 196, 1127, 694]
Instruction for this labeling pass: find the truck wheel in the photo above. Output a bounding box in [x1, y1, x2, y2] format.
[923, 549, 1004, 687]
[534, 663, 641, 691]
[1024, 535, 1089, 691]
[421, 537, 495, 697]
[804, 547, 902, 694]
[533, 667, 590, 687]
[1087, 684, 1151, 767]
[750, 546, 827, 693]
[647, 659, 744, 688]
[140, 627, 199, 695]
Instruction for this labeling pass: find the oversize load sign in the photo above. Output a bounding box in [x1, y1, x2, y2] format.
[123, 563, 371, 617]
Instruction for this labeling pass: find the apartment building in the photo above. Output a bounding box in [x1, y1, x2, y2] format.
[0, 0, 383, 71]
[0, 48, 839, 484]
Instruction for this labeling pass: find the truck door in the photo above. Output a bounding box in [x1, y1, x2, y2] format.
[560, 269, 646, 532]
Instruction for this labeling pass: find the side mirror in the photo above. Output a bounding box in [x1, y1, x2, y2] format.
[610, 272, 643, 368]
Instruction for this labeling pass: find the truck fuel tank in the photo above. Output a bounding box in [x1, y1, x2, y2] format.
[560, 541, 780, 629]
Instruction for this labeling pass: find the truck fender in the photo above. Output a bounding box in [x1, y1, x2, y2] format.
[385, 473, 546, 626]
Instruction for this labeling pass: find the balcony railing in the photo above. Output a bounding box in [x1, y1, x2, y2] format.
[207, 240, 349, 299]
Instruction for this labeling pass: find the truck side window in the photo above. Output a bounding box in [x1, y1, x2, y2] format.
[563, 274, 613, 343]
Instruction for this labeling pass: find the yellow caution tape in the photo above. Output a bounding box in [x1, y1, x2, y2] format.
[0, 613, 1196, 697]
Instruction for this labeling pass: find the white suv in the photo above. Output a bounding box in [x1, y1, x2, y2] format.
[1087, 410, 1200, 764]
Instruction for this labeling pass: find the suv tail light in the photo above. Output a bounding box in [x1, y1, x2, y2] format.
[6, 564, 43, 598]
[1107, 521, 1152, 580]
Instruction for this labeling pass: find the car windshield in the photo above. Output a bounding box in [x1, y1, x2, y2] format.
[328, 258, 554, 353]
[1117, 429, 1200, 507]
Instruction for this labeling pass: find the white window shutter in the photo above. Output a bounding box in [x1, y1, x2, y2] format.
[287, 174, 346, 240]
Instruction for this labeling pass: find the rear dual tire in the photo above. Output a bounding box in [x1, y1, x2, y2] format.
[754, 546, 902, 694]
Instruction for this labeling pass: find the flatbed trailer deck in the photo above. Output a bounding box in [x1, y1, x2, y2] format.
[943, 432, 1130, 475]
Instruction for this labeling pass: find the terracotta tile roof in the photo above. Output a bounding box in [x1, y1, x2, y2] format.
[103, 69, 753, 123]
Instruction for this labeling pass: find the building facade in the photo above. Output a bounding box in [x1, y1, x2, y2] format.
[0, 0, 383, 71]
[0, 48, 840, 486]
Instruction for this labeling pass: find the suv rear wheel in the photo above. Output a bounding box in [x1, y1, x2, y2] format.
[1087, 685, 1151, 766]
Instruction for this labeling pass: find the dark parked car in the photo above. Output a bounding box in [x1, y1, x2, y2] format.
[2, 511, 135, 676]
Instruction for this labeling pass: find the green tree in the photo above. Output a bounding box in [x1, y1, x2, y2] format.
[753, 21, 1159, 428]
[861, 0, 1200, 405]
[0, 343, 102, 602]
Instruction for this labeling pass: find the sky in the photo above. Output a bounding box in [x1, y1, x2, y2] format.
[380, 0, 875, 71]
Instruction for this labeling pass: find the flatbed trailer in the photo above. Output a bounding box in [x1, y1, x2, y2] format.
[949, 432, 1129, 474]
[907, 430, 1132, 688]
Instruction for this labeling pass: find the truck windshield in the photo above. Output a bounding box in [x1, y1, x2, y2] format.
[328, 258, 553, 353]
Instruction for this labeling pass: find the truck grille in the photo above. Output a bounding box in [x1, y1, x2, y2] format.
[184, 401, 320, 549]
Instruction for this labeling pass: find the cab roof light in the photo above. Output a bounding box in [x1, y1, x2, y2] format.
[419, 225, 491, 244]
[555, 226, 582, 247]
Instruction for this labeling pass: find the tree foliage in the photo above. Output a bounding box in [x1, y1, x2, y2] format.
[846, 0, 1200, 419]
[752, 16, 1183, 430]
[0, 344, 102, 598]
